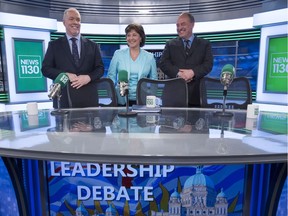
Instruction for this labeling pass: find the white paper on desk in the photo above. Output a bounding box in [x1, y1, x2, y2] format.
[131, 105, 161, 113]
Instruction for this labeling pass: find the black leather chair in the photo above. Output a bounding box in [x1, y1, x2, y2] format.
[199, 77, 252, 109]
[67, 77, 117, 108]
[136, 78, 188, 107]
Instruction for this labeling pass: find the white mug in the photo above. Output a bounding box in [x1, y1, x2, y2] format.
[146, 95, 157, 108]
[246, 104, 259, 119]
[28, 115, 39, 126]
[245, 118, 257, 130]
[146, 115, 159, 124]
[26, 102, 38, 115]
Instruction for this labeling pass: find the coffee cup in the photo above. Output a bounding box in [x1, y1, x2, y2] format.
[246, 104, 259, 119]
[146, 95, 157, 108]
[26, 102, 38, 115]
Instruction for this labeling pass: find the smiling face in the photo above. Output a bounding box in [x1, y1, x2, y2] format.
[63, 8, 81, 37]
[176, 14, 194, 40]
[126, 29, 142, 49]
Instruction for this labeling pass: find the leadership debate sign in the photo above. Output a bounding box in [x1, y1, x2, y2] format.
[13, 38, 47, 93]
[47, 162, 246, 215]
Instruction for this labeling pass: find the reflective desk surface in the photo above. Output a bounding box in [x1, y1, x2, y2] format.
[0, 107, 287, 164]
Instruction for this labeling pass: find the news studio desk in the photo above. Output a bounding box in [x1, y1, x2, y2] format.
[0, 107, 287, 216]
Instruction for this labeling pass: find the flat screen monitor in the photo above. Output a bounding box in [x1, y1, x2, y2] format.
[256, 24, 288, 105]
[264, 34, 288, 94]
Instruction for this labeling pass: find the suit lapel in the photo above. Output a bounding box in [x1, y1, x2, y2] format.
[79, 36, 85, 67]
[187, 36, 197, 56]
[177, 37, 186, 57]
[61, 36, 75, 64]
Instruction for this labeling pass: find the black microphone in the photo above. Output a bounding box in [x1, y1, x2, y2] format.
[117, 70, 137, 117]
[215, 64, 235, 117]
[49, 73, 69, 116]
[48, 73, 69, 99]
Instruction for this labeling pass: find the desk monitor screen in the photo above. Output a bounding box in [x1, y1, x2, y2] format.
[258, 112, 288, 135]
[264, 34, 288, 94]
[46, 163, 246, 215]
[20, 111, 50, 131]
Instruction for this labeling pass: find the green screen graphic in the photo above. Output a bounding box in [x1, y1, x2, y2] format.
[14, 39, 47, 93]
[259, 112, 288, 134]
[265, 35, 288, 93]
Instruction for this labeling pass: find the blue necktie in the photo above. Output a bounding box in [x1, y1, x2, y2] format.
[70, 38, 80, 66]
[185, 40, 190, 56]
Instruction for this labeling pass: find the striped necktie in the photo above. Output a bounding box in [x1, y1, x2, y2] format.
[70, 38, 80, 66]
[185, 39, 190, 56]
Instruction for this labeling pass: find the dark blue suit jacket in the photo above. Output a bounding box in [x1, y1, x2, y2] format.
[159, 36, 213, 106]
[42, 36, 104, 108]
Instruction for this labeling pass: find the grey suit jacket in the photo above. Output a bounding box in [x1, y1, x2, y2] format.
[42, 36, 104, 108]
[159, 36, 213, 106]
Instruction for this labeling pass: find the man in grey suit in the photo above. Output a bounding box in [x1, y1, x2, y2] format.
[42, 7, 104, 108]
[159, 12, 213, 107]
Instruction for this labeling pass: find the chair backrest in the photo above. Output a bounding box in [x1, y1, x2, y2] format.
[95, 78, 118, 107]
[136, 78, 188, 107]
[67, 77, 117, 108]
[199, 77, 252, 109]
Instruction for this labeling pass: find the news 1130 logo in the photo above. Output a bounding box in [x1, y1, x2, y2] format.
[17, 55, 43, 79]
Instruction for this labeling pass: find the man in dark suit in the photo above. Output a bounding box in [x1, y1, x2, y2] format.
[159, 12, 213, 107]
[42, 7, 104, 108]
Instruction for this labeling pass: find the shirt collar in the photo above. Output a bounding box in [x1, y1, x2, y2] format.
[182, 34, 195, 44]
[66, 34, 80, 41]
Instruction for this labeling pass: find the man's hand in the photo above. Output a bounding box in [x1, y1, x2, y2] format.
[177, 69, 195, 82]
[70, 121, 93, 132]
[66, 72, 77, 82]
[70, 74, 91, 89]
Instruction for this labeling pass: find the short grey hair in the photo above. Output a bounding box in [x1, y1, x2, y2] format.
[63, 7, 80, 21]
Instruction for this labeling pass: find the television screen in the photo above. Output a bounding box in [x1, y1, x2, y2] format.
[46, 163, 246, 215]
[264, 35, 288, 93]
[258, 111, 288, 134]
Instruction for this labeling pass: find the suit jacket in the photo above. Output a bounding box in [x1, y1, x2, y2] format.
[159, 36, 213, 106]
[107, 48, 158, 105]
[42, 35, 104, 108]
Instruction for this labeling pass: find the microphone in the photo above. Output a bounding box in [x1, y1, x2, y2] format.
[220, 64, 235, 88]
[118, 70, 129, 97]
[48, 73, 69, 99]
[49, 73, 69, 116]
[215, 64, 235, 118]
[117, 70, 137, 117]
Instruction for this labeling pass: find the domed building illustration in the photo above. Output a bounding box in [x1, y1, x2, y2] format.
[151, 166, 228, 216]
[76, 203, 89, 216]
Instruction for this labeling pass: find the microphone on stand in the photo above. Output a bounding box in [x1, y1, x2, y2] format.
[49, 73, 69, 116]
[117, 70, 137, 117]
[215, 64, 235, 117]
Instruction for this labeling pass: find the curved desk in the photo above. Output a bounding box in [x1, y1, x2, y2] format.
[0, 107, 287, 216]
[0, 107, 286, 164]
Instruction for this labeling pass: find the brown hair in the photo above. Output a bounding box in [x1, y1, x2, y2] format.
[125, 23, 146, 47]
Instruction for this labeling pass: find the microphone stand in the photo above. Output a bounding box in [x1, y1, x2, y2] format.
[215, 117, 229, 155]
[215, 86, 233, 117]
[51, 88, 69, 116]
[118, 84, 137, 117]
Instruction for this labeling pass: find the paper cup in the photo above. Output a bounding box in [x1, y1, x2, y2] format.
[28, 115, 39, 126]
[26, 102, 38, 115]
[245, 118, 257, 130]
[246, 104, 259, 119]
